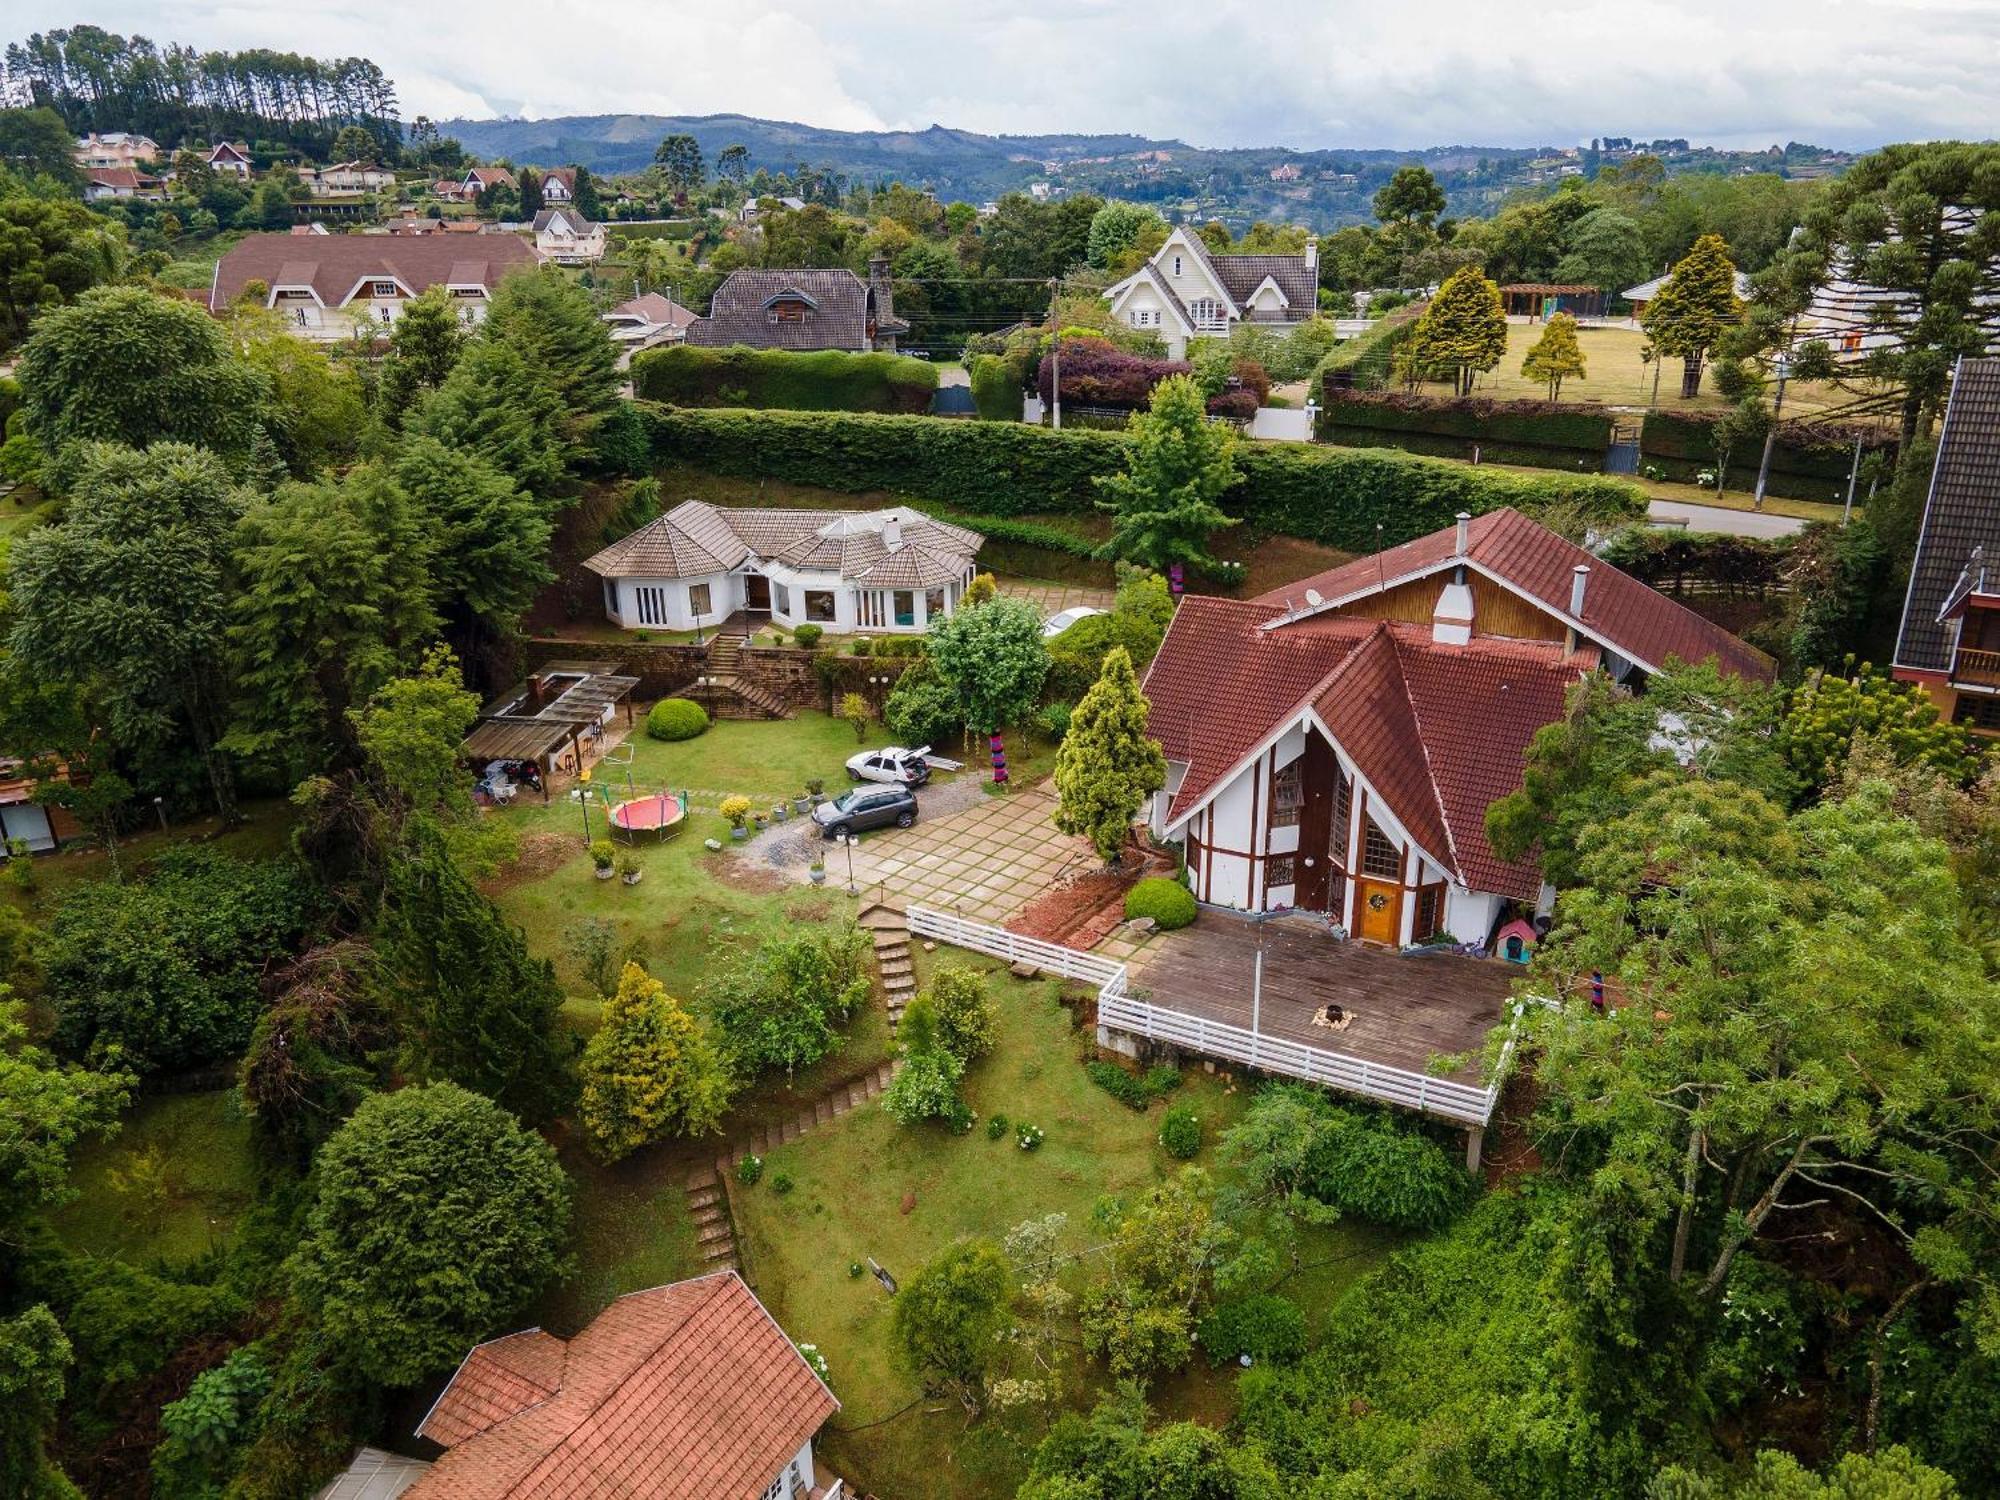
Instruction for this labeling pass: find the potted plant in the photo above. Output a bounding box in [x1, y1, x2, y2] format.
[792, 788, 812, 814]
[772, 802, 789, 823]
[618, 853, 643, 886]
[805, 777, 826, 807]
[590, 840, 616, 879]
[808, 858, 826, 886]
[719, 795, 753, 840]
[752, 809, 769, 830]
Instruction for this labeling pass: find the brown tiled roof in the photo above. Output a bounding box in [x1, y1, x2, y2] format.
[466, 167, 516, 190]
[1252, 507, 1771, 681]
[609, 294, 695, 330]
[686, 268, 880, 351]
[407, 1272, 837, 1500]
[1207, 252, 1317, 314]
[1896, 359, 2000, 675]
[211, 232, 537, 310]
[419, 1331, 566, 1448]
[1142, 599, 1587, 899]
[86, 168, 147, 189]
[582, 501, 980, 584]
[541, 168, 576, 194]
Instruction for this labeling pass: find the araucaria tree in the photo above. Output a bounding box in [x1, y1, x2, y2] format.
[1400, 263, 1508, 395]
[1094, 374, 1241, 572]
[1054, 646, 1166, 864]
[927, 597, 1049, 784]
[579, 962, 733, 1163]
[1521, 311, 1587, 400]
[1641, 233, 1742, 398]
[294, 1083, 572, 1386]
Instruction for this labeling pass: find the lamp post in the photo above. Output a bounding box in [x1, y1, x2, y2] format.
[577, 768, 594, 846]
[152, 796, 168, 833]
[1751, 350, 1791, 513]
[840, 831, 859, 896]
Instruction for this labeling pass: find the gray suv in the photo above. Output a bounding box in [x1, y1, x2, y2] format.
[813, 783, 918, 839]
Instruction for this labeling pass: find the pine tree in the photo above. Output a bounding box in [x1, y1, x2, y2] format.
[571, 165, 602, 220]
[517, 166, 543, 218]
[377, 287, 465, 425]
[1641, 233, 1742, 398]
[1093, 375, 1241, 571]
[1404, 264, 1507, 395]
[1053, 647, 1168, 865]
[1521, 312, 1588, 400]
[579, 963, 733, 1162]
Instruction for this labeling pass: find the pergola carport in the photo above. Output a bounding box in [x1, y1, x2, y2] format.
[1499, 283, 1605, 320]
[462, 663, 639, 802]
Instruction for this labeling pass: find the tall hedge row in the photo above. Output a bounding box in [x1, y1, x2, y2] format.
[1639, 411, 1895, 502]
[1312, 306, 1423, 394]
[1317, 390, 1613, 472]
[637, 404, 1645, 551]
[631, 345, 938, 415]
[969, 355, 1022, 422]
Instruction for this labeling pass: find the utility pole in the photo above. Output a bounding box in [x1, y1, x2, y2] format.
[1751, 350, 1791, 512]
[1048, 276, 1062, 431]
[1842, 431, 1864, 527]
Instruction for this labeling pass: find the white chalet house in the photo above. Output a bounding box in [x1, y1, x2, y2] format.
[1102, 225, 1319, 357]
[1141, 508, 1772, 949]
[206, 141, 254, 179]
[209, 232, 539, 338]
[532, 205, 605, 264]
[584, 501, 982, 636]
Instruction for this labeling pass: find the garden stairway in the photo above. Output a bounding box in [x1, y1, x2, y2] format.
[683, 1171, 738, 1272]
[692, 636, 793, 721]
[859, 902, 915, 1029]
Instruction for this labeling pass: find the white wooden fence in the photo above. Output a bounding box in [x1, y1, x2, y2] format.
[906, 905, 1509, 1127]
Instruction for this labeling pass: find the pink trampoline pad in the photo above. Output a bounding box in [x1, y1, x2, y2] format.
[609, 794, 686, 831]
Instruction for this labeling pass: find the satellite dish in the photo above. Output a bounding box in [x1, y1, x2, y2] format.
[1304, 588, 1324, 608]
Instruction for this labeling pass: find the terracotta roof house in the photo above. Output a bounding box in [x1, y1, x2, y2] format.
[1102, 225, 1319, 357]
[395, 1272, 841, 1499]
[206, 140, 254, 179]
[1894, 357, 2000, 738]
[685, 259, 908, 353]
[463, 166, 517, 196]
[1138, 507, 1771, 947]
[82, 167, 164, 202]
[209, 232, 539, 339]
[584, 500, 981, 635]
[531, 206, 604, 265]
[539, 167, 577, 202]
[603, 293, 697, 360]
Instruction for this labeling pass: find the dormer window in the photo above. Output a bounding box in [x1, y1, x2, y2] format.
[371, 280, 397, 298]
[768, 299, 811, 325]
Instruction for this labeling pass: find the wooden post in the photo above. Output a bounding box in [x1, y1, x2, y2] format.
[1464, 1125, 1485, 1173]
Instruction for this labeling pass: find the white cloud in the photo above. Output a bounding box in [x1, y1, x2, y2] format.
[31, 0, 2000, 149]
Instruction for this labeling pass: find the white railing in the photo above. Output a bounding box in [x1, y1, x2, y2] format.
[906, 905, 1509, 1127]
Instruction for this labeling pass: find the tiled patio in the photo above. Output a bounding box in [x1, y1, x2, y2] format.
[817, 785, 1097, 922]
[998, 580, 1118, 617]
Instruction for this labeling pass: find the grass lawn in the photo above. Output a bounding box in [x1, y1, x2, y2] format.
[733, 952, 1408, 1499]
[50, 1090, 259, 1265]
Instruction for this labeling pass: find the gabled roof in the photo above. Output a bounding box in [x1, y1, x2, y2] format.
[686, 268, 882, 351]
[207, 141, 252, 163]
[1622, 270, 1753, 302]
[1143, 601, 1586, 899]
[465, 166, 517, 189]
[582, 501, 981, 584]
[1206, 252, 1317, 313]
[1253, 507, 1772, 681]
[408, 1272, 838, 1500]
[540, 167, 576, 194]
[84, 168, 149, 189]
[210, 233, 538, 310]
[1896, 358, 2000, 675]
[1106, 262, 1195, 331]
[606, 293, 696, 330]
[530, 206, 597, 236]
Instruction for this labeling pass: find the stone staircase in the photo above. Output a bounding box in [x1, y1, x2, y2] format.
[693, 636, 792, 720]
[859, 902, 915, 1029]
[684, 1170, 738, 1272]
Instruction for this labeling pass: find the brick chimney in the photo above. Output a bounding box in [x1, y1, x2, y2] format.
[867, 254, 895, 344]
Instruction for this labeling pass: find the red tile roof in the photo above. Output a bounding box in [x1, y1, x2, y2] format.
[1251, 507, 1772, 681]
[1143, 599, 1588, 899]
[407, 1272, 837, 1500]
[210, 232, 538, 311]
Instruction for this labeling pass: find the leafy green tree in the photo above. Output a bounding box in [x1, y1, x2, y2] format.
[1401, 262, 1507, 395]
[0, 188, 123, 349]
[1778, 664, 1981, 791]
[0, 106, 83, 186]
[15, 287, 269, 472]
[1641, 233, 1742, 398]
[229, 309, 368, 475]
[245, 178, 295, 231]
[704, 924, 872, 1078]
[1094, 374, 1241, 571]
[151, 1346, 270, 1497]
[926, 965, 995, 1065]
[227, 467, 437, 777]
[579, 962, 734, 1162]
[330, 124, 380, 163]
[715, 144, 749, 183]
[1022, 1390, 1282, 1500]
[653, 133, 704, 194]
[1374, 165, 1447, 230]
[1522, 311, 1588, 399]
[8, 442, 244, 820]
[892, 1239, 1012, 1413]
[0, 997, 131, 1224]
[1649, 1446, 1960, 1499]
[927, 597, 1049, 783]
[570, 165, 602, 220]
[350, 645, 482, 818]
[0, 1305, 83, 1499]
[377, 287, 466, 424]
[882, 655, 963, 747]
[1080, 1170, 1240, 1384]
[239, 941, 388, 1169]
[1086, 201, 1166, 269]
[1553, 207, 1651, 300]
[1054, 646, 1166, 864]
[880, 993, 965, 1125]
[414, 338, 566, 493]
[516, 166, 543, 218]
[294, 1082, 572, 1385]
[376, 819, 570, 1121]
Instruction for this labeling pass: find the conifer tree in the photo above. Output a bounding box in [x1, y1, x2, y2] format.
[1402, 263, 1507, 395]
[1053, 646, 1167, 865]
[517, 166, 543, 218]
[377, 287, 465, 424]
[1094, 374, 1241, 571]
[1641, 233, 1742, 398]
[1521, 312, 1588, 400]
[579, 963, 733, 1162]
[571, 165, 602, 220]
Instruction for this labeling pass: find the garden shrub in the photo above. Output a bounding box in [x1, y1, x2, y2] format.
[737, 1154, 764, 1185]
[1199, 1293, 1308, 1366]
[640, 404, 1643, 552]
[1317, 390, 1615, 471]
[792, 623, 824, 648]
[1158, 1103, 1202, 1159]
[1640, 409, 1895, 501]
[970, 354, 1020, 421]
[632, 344, 937, 414]
[1086, 1059, 1182, 1110]
[883, 656, 964, 747]
[927, 966, 995, 1065]
[1038, 339, 1190, 411]
[1124, 877, 1197, 930]
[645, 697, 710, 741]
[1596, 527, 1792, 596]
[704, 923, 872, 1077]
[882, 995, 967, 1125]
[1311, 305, 1423, 394]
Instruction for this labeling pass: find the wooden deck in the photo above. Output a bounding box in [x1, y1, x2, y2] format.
[1126, 915, 1517, 1085]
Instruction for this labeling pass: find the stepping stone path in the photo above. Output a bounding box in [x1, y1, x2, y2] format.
[859, 902, 915, 1030]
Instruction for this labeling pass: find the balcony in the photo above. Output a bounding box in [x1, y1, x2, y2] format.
[1951, 647, 2000, 689]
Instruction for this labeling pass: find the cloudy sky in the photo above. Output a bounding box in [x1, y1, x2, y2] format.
[47, 0, 2000, 150]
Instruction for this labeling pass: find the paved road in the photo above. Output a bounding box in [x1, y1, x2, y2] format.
[1645, 498, 1810, 539]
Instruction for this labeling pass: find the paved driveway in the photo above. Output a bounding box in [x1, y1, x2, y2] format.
[1646, 498, 1808, 538]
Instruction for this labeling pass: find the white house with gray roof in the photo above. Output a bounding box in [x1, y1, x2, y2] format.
[582, 501, 983, 635]
[1102, 225, 1319, 357]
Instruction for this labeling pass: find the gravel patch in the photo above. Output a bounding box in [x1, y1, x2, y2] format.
[728, 770, 993, 875]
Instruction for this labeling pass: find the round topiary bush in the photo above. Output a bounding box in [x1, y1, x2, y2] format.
[1125, 877, 1197, 930]
[793, 623, 824, 649]
[1158, 1103, 1202, 1159]
[646, 697, 710, 741]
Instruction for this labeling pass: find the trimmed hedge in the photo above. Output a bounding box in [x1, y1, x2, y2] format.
[1085, 1059, 1183, 1110]
[1312, 305, 1423, 394]
[1125, 877, 1197, 930]
[1640, 410, 1896, 502]
[631, 345, 938, 415]
[1596, 527, 1794, 594]
[645, 698, 710, 740]
[969, 354, 1020, 421]
[1318, 390, 1614, 472]
[637, 405, 1646, 552]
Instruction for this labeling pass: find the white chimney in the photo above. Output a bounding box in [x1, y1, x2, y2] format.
[1304, 235, 1318, 274]
[1569, 564, 1590, 618]
[882, 513, 903, 548]
[1454, 511, 1471, 557]
[1432, 569, 1474, 646]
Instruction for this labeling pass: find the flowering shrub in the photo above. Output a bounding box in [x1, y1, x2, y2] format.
[795, 1340, 832, 1388]
[1017, 1122, 1044, 1151]
[718, 794, 753, 828]
[1036, 338, 1190, 410]
[1158, 1103, 1202, 1159]
[736, 1154, 763, 1185]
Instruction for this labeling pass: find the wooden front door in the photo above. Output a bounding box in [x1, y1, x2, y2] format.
[744, 574, 772, 612]
[1295, 733, 1336, 912]
[1354, 879, 1401, 945]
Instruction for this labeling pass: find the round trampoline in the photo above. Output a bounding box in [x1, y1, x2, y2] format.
[609, 791, 687, 843]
